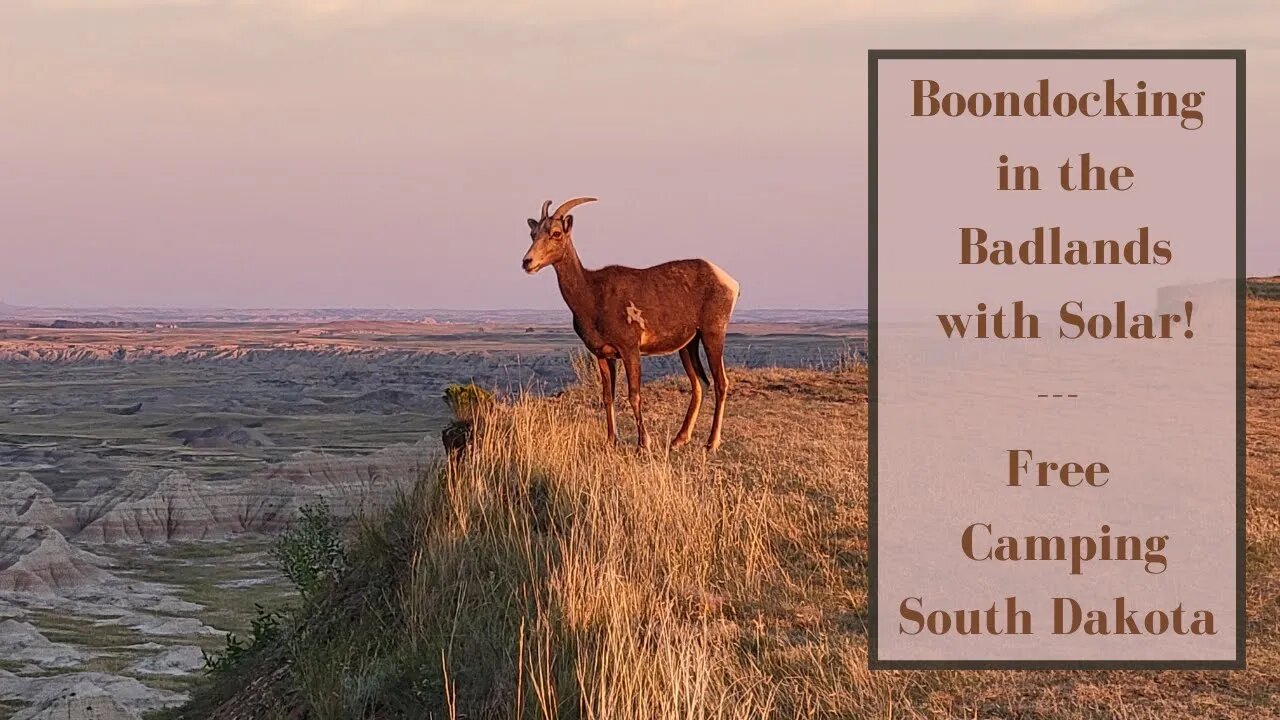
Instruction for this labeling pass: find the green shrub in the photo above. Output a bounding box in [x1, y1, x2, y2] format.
[443, 383, 494, 424]
[201, 502, 348, 676]
[203, 604, 287, 674]
[273, 502, 348, 601]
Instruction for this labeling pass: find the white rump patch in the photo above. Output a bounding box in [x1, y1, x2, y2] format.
[707, 261, 740, 310]
[625, 301, 647, 330]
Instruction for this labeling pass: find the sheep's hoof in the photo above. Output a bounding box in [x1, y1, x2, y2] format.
[705, 439, 722, 453]
[670, 435, 691, 450]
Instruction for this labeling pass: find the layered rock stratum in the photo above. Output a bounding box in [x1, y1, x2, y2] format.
[0, 619, 91, 668]
[66, 441, 428, 545]
[0, 475, 73, 532]
[73, 471, 245, 544]
[128, 645, 207, 676]
[0, 524, 113, 594]
[0, 670, 185, 719]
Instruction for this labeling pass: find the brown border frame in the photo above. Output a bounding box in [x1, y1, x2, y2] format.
[867, 48, 1247, 671]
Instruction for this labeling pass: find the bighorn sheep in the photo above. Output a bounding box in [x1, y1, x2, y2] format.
[522, 198, 740, 451]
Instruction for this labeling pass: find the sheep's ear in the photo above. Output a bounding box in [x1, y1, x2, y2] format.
[563, 215, 574, 232]
[527, 218, 538, 231]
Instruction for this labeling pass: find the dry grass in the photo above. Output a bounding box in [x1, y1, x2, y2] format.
[192, 297, 1280, 719]
[392, 359, 885, 719]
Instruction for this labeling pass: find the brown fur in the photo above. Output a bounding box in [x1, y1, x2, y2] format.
[523, 198, 739, 450]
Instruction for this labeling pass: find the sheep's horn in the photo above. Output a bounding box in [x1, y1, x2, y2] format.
[540, 200, 552, 220]
[552, 197, 597, 218]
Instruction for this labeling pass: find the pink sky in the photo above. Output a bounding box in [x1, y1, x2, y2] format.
[1, 1, 1276, 309]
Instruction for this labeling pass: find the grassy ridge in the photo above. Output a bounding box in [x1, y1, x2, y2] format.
[179, 300, 1280, 719]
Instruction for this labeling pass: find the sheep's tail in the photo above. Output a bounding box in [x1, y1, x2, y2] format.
[687, 333, 710, 387]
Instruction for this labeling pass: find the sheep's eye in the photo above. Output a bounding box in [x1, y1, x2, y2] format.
[552, 231, 562, 238]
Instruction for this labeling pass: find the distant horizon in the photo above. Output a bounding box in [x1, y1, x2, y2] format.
[0, 299, 866, 313]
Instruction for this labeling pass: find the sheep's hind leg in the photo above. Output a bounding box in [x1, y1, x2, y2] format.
[671, 344, 703, 449]
[703, 331, 729, 452]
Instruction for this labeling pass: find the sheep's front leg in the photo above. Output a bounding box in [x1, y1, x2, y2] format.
[598, 357, 618, 445]
[621, 351, 649, 450]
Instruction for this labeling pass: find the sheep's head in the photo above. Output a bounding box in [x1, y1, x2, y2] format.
[522, 197, 596, 274]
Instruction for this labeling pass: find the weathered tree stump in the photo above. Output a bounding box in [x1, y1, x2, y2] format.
[441, 383, 493, 462]
[441, 420, 474, 458]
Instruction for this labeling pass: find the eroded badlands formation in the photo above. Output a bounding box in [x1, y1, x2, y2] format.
[0, 443, 430, 718]
[0, 317, 862, 718]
